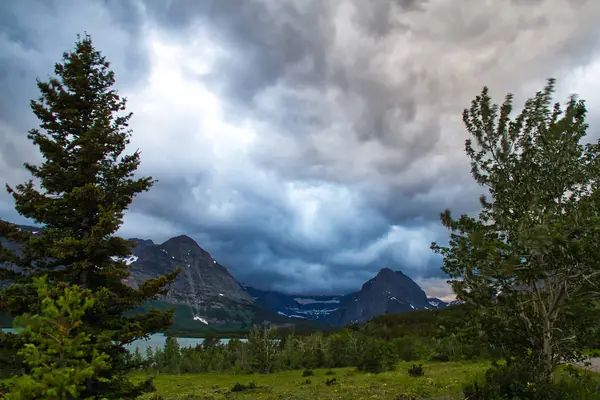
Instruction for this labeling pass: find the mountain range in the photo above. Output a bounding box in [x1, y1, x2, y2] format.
[0, 224, 451, 331]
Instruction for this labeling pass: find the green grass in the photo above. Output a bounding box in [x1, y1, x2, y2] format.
[134, 361, 489, 400]
[584, 348, 600, 357]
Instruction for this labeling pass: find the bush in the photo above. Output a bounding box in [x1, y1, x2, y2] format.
[463, 362, 600, 400]
[356, 338, 397, 373]
[230, 381, 257, 393]
[302, 369, 314, 377]
[430, 353, 450, 362]
[407, 364, 424, 377]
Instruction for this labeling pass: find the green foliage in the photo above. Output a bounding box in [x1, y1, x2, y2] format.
[432, 79, 600, 382]
[134, 362, 491, 400]
[2, 276, 111, 399]
[162, 337, 182, 375]
[138, 315, 489, 378]
[324, 377, 338, 386]
[463, 363, 600, 400]
[133, 346, 144, 370]
[407, 364, 424, 377]
[247, 325, 279, 374]
[230, 381, 257, 393]
[355, 336, 397, 373]
[0, 34, 180, 398]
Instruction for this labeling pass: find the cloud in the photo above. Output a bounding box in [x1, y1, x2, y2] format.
[1, 0, 600, 296]
[414, 278, 456, 303]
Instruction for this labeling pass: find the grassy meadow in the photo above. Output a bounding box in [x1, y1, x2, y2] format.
[135, 361, 489, 400]
[134, 361, 600, 400]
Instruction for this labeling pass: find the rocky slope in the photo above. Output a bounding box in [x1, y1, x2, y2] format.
[123, 235, 253, 326]
[0, 225, 325, 330]
[324, 268, 447, 326]
[1, 223, 451, 329]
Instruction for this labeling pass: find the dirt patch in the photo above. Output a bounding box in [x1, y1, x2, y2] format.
[576, 357, 600, 373]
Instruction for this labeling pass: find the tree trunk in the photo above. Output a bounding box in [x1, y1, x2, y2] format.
[79, 268, 89, 289]
[540, 315, 554, 382]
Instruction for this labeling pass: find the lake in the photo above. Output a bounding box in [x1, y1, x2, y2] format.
[1, 328, 245, 353]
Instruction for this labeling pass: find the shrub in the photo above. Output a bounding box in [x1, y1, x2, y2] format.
[396, 395, 417, 400]
[430, 353, 450, 362]
[230, 381, 258, 393]
[302, 369, 314, 377]
[407, 364, 424, 377]
[356, 337, 397, 373]
[463, 362, 600, 400]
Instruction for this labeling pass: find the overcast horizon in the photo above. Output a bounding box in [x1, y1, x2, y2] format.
[1, 0, 600, 302]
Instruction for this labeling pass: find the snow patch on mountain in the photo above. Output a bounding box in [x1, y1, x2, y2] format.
[277, 311, 307, 319]
[293, 298, 341, 305]
[110, 255, 138, 265]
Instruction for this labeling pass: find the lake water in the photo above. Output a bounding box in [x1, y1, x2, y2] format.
[1, 328, 245, 353]
[125, 333, 247, 353]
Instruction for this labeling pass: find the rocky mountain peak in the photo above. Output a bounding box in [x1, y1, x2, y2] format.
[377, 267, 395, 275]
[163, 234, 200, 248]
[129, 238, 155, 254]
[160, 235, 209, 259]
[129, 238, 154, 244]
[362, 268, 413, 292]
[326, 267, 434, 326]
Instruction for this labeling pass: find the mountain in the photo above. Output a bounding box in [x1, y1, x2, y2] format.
[1, 223, 452, 330]
[0, 225, 328, 332]
[111, 235, 330, 331]
[122, 234, 253, 327]
[324, 268, 445, 326]
[246, 286, 349, 320]
[126, 235, 252, 305]
[427, 297, 448, 309]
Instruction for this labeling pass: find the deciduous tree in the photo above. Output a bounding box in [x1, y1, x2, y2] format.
[432, 79, 600, 381]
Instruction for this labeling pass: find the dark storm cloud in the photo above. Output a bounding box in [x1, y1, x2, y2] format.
[2, 0, 600, 298]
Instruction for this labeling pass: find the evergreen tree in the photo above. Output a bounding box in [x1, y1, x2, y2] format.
[132, 346, 144, 370]
[162, 336, 181, 374]
[3, 276, 111, 400]
[0, 34, 180, 398]
[432, 79, 600, 382]
[145, 345, 155, 371]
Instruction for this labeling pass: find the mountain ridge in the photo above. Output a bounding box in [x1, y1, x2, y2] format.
[0, 223, 450, 329]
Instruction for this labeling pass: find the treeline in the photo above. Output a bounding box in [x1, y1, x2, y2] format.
[140, 302, 600, 377]
[136, 313, 488, 376]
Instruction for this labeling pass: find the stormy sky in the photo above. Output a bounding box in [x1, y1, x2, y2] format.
[1, 0, 599, 301]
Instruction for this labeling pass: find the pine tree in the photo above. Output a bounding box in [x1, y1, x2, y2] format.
[3, 276, 111, 400]
[145, 345, 155, 371]
[132, 346, 144, 370]
[0, 34, 180, 398]
[162, 336, 181, 374]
